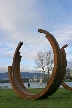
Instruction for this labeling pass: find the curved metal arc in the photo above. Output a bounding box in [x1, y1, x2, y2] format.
[9, 42, 32, 96]
[8, 29, 68, 100]
[47, 44, 68, 96]
[62, 82, 72, 91]
[61, 44, 72, 91]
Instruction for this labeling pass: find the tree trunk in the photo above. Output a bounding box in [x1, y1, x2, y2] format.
[48, 68, 49, 82]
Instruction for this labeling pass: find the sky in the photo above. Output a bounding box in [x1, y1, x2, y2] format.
[0, 0, 72, 73]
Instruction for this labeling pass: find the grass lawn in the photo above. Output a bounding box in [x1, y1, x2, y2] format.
[0, 88, 72, 108]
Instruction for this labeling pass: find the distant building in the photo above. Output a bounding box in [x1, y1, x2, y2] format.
[65, 68, 70, 78]
[70, 70, 72, 78]
[29, 78, 33, 82]
[34, 75, 37, 81]
[2, 78, 9, 81]
[39, 77, 42, 84]
[2, 86, 8, 89]
[64, 68, 72, 79]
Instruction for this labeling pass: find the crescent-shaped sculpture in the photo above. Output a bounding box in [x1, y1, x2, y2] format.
[8, 29, 67, 100]
[61, 44, 72, 91]
[48, 44, 68, 96]
[60, 45, 72, 91]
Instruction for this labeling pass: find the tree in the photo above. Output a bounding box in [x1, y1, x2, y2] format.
[35, 50, 54, 82]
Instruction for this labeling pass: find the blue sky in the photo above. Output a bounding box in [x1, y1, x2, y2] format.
[0, 0, 72, 73]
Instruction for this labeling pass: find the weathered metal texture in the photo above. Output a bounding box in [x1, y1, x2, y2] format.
[61, 47, 72, 91]
[60, 45, 72, 91]
[8, 29, 67, 100]
[62, 82, 72, 91]
[48, 44, 68, 96]
[37, 29, 66, 97]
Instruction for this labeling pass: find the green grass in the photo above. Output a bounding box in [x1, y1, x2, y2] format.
[0, 88, 72, 108]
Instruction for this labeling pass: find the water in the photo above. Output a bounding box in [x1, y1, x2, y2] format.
[0, 82, 46, 89]
[0, 82, 72, 89]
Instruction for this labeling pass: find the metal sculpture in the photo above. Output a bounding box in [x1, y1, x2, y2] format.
[8, 29, 69, 100]
[62, 80, 72, 91]
[60, 45, 72, 91]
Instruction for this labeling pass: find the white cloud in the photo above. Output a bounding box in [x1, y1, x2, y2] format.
[0, 67, 8, 73]
[67, 61, 72, 70]
[0, 0, 43, 32]
[0, 0, 72, 72]
[20, 65, 31, 72]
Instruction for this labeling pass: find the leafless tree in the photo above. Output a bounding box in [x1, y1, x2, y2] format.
[35, 50, 54, 81]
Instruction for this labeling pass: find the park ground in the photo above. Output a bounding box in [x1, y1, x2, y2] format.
[0, 88, 72, 108]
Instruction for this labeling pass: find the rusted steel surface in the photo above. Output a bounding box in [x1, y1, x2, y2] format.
[60, 45, 72, 91]
[62, 82, 72, 91]
[48, 44, 68, 96]
[8, 29, 68, 100]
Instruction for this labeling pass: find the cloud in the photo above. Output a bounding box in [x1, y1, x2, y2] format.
[0, 0, 72, 72]
[67, 61, 72, 70]
[0, 67, 8, 73]
[0, 0, 43, 32]
[20, 64, 32, 72]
